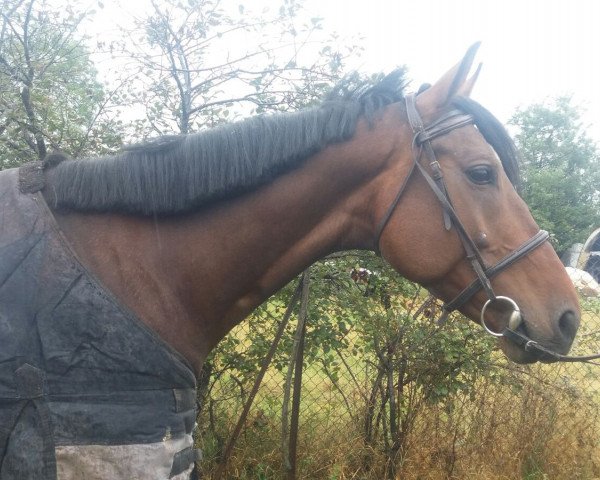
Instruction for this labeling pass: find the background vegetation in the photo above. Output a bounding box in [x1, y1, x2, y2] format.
[1, 0, 599, 478]
[199, 257, 600, 479]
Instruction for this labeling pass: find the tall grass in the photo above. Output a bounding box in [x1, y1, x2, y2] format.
[198, 358, 600, 479]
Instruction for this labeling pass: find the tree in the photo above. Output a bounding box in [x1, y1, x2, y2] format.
[115, 0, 356, 136]
[0, 0, 123, 169]
[510, 97, 600, 253]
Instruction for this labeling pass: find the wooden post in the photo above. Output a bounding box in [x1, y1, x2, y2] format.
[214, 281, 302, 480]
[282, 269, 310, 479]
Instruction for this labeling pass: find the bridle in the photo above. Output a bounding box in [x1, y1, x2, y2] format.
[374, 92, 600, 365]
[373, 92, 548, 320]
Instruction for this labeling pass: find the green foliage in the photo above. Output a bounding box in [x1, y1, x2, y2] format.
[205, 252, 501, 478]
[510, 97, 600, 253]
[0, 0, 123, 168]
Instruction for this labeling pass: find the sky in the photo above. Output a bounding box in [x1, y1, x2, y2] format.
[302, 0, 600, 134]
[89, 0, 600, 140]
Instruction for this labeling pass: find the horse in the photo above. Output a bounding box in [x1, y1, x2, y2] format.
[0, 44, 580, 479]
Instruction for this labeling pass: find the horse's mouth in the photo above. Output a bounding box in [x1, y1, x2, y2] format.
[499, 322, 563, 364]
[499, 339, 539, 363]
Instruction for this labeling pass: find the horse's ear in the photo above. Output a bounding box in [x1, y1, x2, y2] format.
[457, 62, 482, 98]
[416, 42, 481, 115]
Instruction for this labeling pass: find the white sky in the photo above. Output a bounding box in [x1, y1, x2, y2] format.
[89, 0, 600, 140]
[303, 0, 600, 136]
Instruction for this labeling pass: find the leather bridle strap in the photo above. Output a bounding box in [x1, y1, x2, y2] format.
[373, 100, 477, 251]
[373, 92, 600, 365]
[374, 92, 547, 324]
[441, 229, 550, 317]
[502, 327, 600, 365]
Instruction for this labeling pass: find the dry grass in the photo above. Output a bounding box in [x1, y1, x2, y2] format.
[198, 361, 600, 479]
[397, 374, 600, 480]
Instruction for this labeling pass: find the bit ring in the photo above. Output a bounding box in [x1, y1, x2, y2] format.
[480, 296, 521, 337]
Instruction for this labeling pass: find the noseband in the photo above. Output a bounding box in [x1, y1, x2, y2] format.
[374, 93, 600, 365]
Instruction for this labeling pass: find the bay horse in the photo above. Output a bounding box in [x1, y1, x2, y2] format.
[0, 44, 580, 479]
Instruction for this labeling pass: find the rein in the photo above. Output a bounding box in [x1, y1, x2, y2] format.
[375, 92, 600, 365]
[501, 326, 600, 365]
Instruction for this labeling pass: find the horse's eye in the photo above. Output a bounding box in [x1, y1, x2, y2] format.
[467, 165, 495, 185]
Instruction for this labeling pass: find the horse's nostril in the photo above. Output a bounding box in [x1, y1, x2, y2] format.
[558, 310, 579, 344]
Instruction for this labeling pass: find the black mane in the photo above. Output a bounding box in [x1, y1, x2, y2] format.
[45, 70, 407, 215]
[43, 70, 520, 216]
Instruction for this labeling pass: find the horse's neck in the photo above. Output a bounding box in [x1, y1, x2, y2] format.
[53, 111, 403, 373]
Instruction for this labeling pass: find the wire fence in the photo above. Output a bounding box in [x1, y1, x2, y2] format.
[196, 263, 600, 480]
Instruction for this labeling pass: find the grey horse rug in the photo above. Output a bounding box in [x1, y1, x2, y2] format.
[0, 166, 199, 479]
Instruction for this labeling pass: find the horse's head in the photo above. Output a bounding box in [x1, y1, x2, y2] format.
[375, 44, 580, 363]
